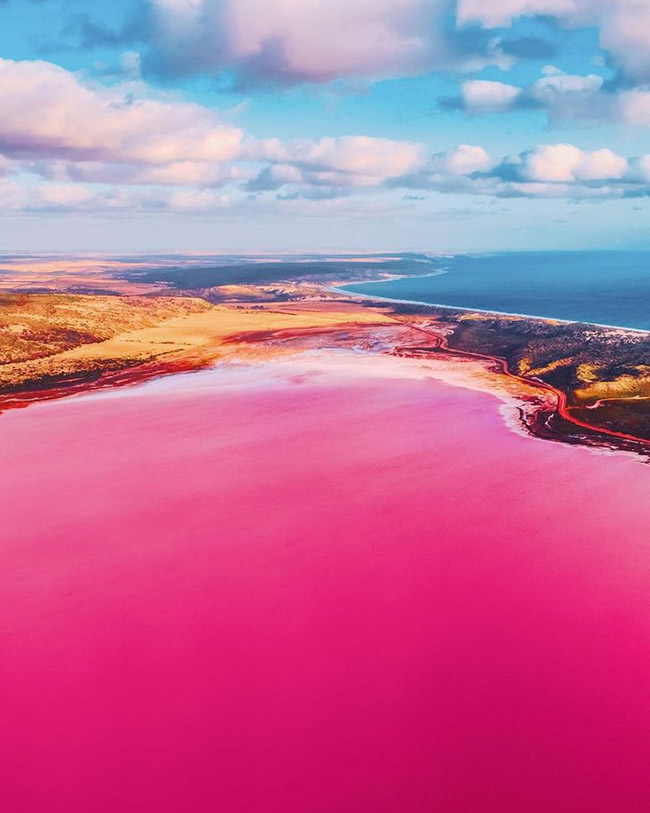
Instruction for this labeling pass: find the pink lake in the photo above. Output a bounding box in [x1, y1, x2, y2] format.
[2, 354, 650, 812]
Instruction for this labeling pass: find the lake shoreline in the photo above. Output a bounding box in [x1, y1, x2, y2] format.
[2, 255, 650, 457]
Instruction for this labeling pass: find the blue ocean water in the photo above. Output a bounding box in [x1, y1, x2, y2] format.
[341, 251, 650, 331]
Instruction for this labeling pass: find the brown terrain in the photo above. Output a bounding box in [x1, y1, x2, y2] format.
[2, 253, 650, 457]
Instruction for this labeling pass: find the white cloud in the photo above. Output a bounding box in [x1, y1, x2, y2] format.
[389, 141, 646, 200]
[431, 145, 497, 175]
[451, 70, 650, 128]
[458, 0, 650, 83]
[457, 0, 577, 28]
[34, 159, 244, 188]
[0, 180, 29, 211]
[576, 149, 628, 181]
[528, 72, 604, 105]
[37, 184, 96, 207]
[522, 144, 628, 182]
[462, 80, 522, 113]
[0, 58, 243, 165]
[148, 0, 502, 84]
[618, 90, 650, 126]
[285, 136, 427, 177]
[628, 154, 650, 183]
[250, 135, 428, 185]
[528, 76, 650, 127]
[0, 52, 646, 214]
[3, 137, 650, 217]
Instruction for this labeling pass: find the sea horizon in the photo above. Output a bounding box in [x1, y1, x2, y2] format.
[340, 250, 650, 332]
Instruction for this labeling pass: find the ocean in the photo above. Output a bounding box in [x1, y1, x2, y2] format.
[341, 251, 650, 331]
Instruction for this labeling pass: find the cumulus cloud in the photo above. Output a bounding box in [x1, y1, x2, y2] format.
[0, 57, 243, 164]
[519, 144, 628, 182]
[381, 141, 650, 200]
[142, 0, 650, 90]
[0, 180, 236, 215]
[479, 143, 643, 196]
[242, 135, 429, 195]
[430, 144, 497, 175]
[146, 0, 506, 84]
[0, 180, 29, 212]
[245, 164, 304, 192]
[457, 0, 577, 29]
[0, 59, 437, 199]
[445, 73, 590, 117]
[251, 135, 427, 179]
[2, 54, 650, 215]
[37, 184, 96, 207]
[45, 0, 650, 101]
[446, 69, 650, 127]
[6, 138, 650, 217]
[461, 79, 522, 113]
[458, 0, 650, 83]
[528, 72, 604, 109]
[628, 155, 650, 183]
[33, 159, 244, 188]
[617, 90, 650, 127]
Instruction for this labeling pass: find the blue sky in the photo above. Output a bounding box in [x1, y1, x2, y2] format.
[0, 0, 649, 252]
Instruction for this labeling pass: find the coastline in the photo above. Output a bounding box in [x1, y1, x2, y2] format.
[336, 278, 650, 336]
[1, 258, 650, 458]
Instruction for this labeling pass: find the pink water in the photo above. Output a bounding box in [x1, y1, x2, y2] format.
[2, 356, 650, 812]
